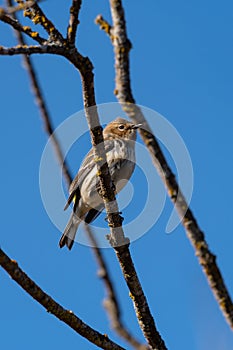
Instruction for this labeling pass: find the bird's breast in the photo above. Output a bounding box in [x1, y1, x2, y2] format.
[107, 139, 136, 193]
[80, 139, 136, 208]
[106, 139, 136, 163]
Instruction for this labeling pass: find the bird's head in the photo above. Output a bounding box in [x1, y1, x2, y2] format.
[103, 117, 141, 141]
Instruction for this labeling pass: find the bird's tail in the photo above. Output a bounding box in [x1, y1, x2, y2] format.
[59, 213, 81, 250]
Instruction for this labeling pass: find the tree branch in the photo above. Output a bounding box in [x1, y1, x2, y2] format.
[67, 0, 82, 46]
[95, 0, 233, 330]
[0, 249, 125, 350]
[66, 48, 167, 349]
[85, 225, 148, 350]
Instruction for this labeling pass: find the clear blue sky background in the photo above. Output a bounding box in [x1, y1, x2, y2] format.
[1, 1, 233, 349]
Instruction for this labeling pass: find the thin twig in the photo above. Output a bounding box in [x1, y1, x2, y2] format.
[85, 225, 148, 350]
[95, 15, 112, 39]
[22, 0, 64, 43]
[95, 0, 233, 330]
[0, 44, 64, 55]
[0, 1, 41, 16]
[0, 249, 125, 350]
[67, 0, 82, 46]
[0, 13, 46, 44]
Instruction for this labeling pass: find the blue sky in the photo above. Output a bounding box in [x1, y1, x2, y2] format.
[1, 1, 233, 349]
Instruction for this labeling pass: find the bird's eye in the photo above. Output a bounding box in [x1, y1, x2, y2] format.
[118, 124, 125, 130]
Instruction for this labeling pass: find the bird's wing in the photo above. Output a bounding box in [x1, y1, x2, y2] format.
[64, 141, 115, 210]
[64, 148, 94, 210]
[69, 148, 94, 193]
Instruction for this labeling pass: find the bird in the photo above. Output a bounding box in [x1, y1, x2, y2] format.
[59, 117, 141, 250]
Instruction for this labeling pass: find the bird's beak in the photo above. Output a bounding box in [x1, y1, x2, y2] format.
[131, 123, 142, 129]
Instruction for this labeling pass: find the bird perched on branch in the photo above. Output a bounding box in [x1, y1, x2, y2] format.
[59, 117, 141, 250]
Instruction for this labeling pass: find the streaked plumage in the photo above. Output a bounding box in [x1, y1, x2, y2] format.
[59, 117, 141, 250]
